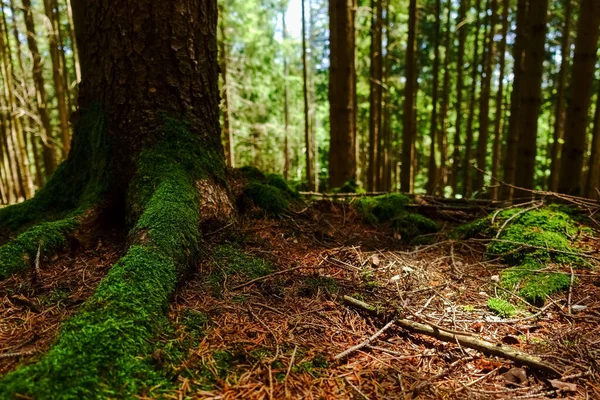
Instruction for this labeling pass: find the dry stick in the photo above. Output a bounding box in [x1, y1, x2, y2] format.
[0, 349, 37, 359]
[231, 264, 324, 291]
[342, 296, 562, 377]
[568, 265, 575, 314]
[334, 319, 396, 360]
[455, 367, 501, 393]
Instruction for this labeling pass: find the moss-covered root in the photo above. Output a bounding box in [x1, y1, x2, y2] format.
[0, 118, 223, 399]
[0, 216, 81, 280]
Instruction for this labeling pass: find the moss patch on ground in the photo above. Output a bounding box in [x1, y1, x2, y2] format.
[354, 194, 438, 242]
[458, 205, 587, 304]
[239, 167, 300, 215]
[0, 115, 221, 399]
[209, 244, 274, 293]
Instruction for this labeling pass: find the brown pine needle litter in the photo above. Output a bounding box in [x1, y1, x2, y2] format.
[2, 200, 600, 399]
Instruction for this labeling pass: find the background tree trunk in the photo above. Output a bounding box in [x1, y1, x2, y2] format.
[304, 0, 315, 190]
[401, 0, 418, 192]
[558, 0, 600, 195]
[328, 0, 357, 188]
[427, 0, 441, 195]
[438, 0, 452, 196]
[282, 10, 290, 181]
[368, 0, 383, 192]
[474, 0, 497, 193]
[548, 0, 572, 192]
[219, 6, 234, 168]
[502, 0, 528, 200]
[450, 0, 467, 195]
[585, 85, 600, 199]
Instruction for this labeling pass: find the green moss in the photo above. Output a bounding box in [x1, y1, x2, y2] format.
[487, 297, 516, 318]
[244, 182, 289, 215]
[460, 206, 584, 304]
[300, 276, 340, 296]
[392, 213, 439, 242]
[181, 309, 210, 336]
[0, 114, 218, 398]
[265, 174, 300, 200]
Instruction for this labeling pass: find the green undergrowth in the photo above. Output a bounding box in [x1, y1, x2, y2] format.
[487, 297, 517, 318]
[458, 205, 589, 304]
[239, 166, 300, 215]
[209, 244, 274, 294]
[0, 105, 109, 278]
[354, 194, 438, 242]
[0, 115, 223, 398]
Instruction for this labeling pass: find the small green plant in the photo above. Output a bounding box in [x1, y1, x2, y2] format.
[487, 297, 516, 318]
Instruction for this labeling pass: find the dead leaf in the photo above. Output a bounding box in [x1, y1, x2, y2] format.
[548, 379, 578, 392]
[504, 367, 528, 386]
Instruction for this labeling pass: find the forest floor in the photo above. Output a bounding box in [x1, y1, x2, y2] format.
[1, 198, 599, 399]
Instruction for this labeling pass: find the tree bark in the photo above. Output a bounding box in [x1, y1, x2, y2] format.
[282, 10, 290, 181]
[558, 0, 600, 196]
[368, 0, 383, 192]
[22, 0, 57, 180]
[64, 0, 81, 84]
[502, 0, 528, 200]
[329, 0, 357, 189]
[303, 0, 316, 190]
[427, 0, 442, 195]
[450, 0, 467, 195]
[548, 0, 572, 192]
[401, 0, 418, 193]
[490, 0, 509, 200]
[474, 0, 498, 193]
[219, 7, 234, 168]
[463, 0, 483, 197]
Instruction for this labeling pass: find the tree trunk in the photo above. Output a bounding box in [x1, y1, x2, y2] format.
[548, 0, 572, 192]
[450, 0, 467, 195]
[585, 85, 600, 199]
[502, 0, 528, 200]
[219, 7, 234, 168]
[401, 0, 418, 193]
[22, 0, 58, 179]
[282, 10, 290, 181]
[303, 0, 316, 190]
[43, 0, 71, 157]
[438, 0, 452, 196]
[368, 0, 383, 192]
[463, 0, 483, 197]
[329, 0, 357, 189]
[490, 0, 509, 200]
[558, 0, 600, 195]
[381, 0, 393, 191]
[427, 0, 442, 195]
[64, 0, 81, 84]
[474, 0, 497, 193]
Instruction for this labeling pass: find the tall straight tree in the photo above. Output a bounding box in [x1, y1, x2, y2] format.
[450, 0, 467, 194]
[303, 0, 316, 190]
[490, 0, 509, 200]
[502, 0, 528, 199]
[548, 0, 572, 192]
[514, 0, 549, 196]
[401, 0, 418, 192]
[329, 0, 357, 188]
[438, 0, 452, 195]
[586, 85, 600, 199]
[463, 0, 482, 197]
[367, 0, 383, 192]
[218, 5, 234, 168]
[427, 0, 442, 195]
[282, 9, 290, 180]
[474, 0, 498, 193]
[558, 0, 600, 195]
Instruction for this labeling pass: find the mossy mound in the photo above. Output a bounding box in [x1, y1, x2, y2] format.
[458, 205, 587, 304]
[354, 194, 438, 241]
[239, 167, 300, 215]
[209, 244, 274, 294]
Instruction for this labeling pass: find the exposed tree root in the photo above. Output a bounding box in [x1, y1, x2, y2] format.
[0, 118, 230, 399]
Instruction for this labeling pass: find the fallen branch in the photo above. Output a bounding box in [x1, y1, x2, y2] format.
[334, 319, 396, 360]
[342, 296, 562, 377]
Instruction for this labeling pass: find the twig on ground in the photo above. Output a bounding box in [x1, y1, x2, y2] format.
[495, 201, 544, 239]
[334, 319, 396, 360]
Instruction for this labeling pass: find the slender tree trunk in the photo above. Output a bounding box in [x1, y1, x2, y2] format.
[381, 0, 393, 191]
[218, 6, 234, 168]
[450, 0, 467, 195]
[51, 0, 74, 114]
[585, 85, 600, 199]
[282, 11, 290, 181]
[64, 0, 81, 84]
[427, 0, 441, 195]
[474, 0, 497, 193]
[0, 7, 31, 199]
[401, 0, 418, 192]
[0, 104, 20, 202]
[22, 0, 57, 179]
[548, 0, 572, 192]
[490, 0, 509, 200]
[438, 0, 452, 196]
[303, 0, 315, 190]
[514, 0, 549, 197]
[328, 0, 357, 188]
[43, 0, 71, 157]
[368, 0, 383, 191]
[502, 0, 528, 200]
[463, 0, 482, 197]
[558, 0, 600, 195]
